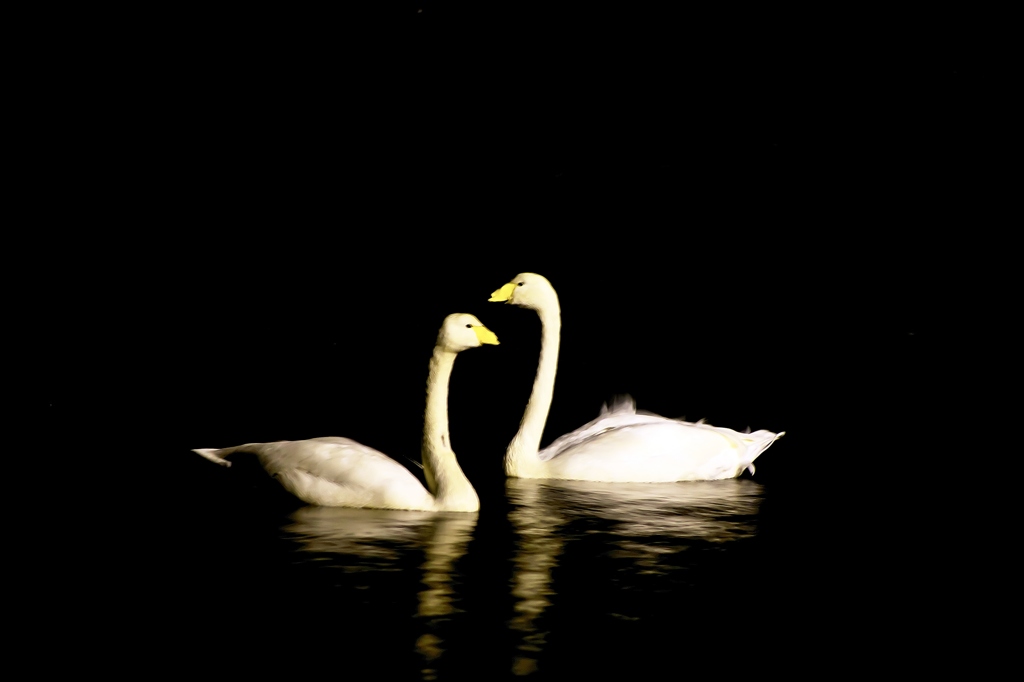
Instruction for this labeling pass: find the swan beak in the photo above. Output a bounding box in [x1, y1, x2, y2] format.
[489, 282, 516, 303]
[473, 325, 500, 345]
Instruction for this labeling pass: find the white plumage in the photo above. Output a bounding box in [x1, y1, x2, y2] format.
[489, 273, 783, 482]
[192, 313, 499, 511]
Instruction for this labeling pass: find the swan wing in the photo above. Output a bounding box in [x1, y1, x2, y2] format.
[253, 439, 436, 510]
[539, 395, 672, 462]
[540, 420, 780, 483]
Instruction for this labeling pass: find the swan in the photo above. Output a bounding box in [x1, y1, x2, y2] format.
[489, 273, 784, 482]
[191, 313, 499, 511]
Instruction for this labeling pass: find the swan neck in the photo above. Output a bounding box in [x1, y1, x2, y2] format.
[423, 347, 479, 511]
[508, 306, 560, 476]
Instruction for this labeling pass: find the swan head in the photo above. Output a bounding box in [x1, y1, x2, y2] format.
[438, 313, 500, 352]
[488, 272, 559, 313]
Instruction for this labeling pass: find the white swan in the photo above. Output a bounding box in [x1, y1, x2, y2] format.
[191, 313, 499, 511]
[489, 273, 784, 482]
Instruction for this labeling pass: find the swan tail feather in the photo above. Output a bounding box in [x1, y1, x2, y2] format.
[193, 447, 234, 467]
[741, 430, 786, 476]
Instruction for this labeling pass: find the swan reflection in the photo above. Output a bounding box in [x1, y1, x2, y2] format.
[512, 477, 764, 541]
[505, 478, 763, 674]
[283, 507, 477, 680]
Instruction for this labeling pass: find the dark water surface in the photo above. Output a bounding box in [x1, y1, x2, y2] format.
[57, 325, 945, 678]
[129, 455, 874, 680]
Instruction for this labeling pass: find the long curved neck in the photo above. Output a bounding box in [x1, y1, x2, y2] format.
[506, 305, 561, 477]
[423, 347, 479, 512]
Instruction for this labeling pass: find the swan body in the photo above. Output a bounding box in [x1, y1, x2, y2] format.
[192, 314, 499, 511]
[489, 273, 783, 483]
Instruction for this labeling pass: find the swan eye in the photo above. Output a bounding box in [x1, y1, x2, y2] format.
[517, 282, 524, 287]
[465, 324, 472, 328]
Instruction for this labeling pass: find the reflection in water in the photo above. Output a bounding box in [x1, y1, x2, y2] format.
[505, 478, 763, 675]
[412, 513, 477, 680]
[283, 507, 477, 681]
[528, 478, 763, 538]
[506, 480, 565, 676]
[278, 482, 764, 678]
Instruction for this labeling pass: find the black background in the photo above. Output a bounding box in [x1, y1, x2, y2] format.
[41, 8, 985, 480]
